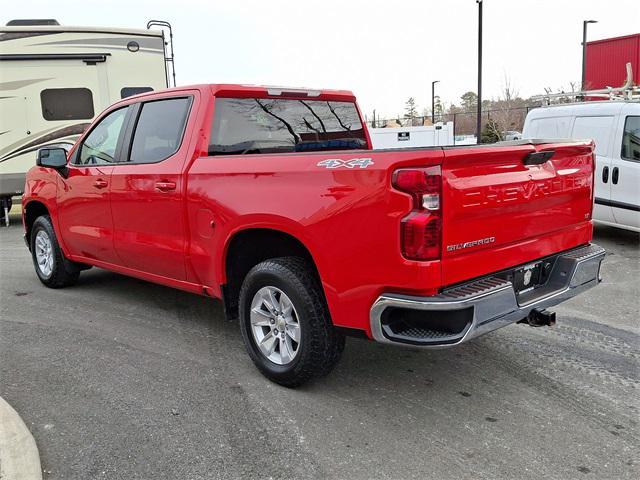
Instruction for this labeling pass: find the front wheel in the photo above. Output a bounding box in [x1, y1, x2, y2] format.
[239, 257, 345, 387]
[30, 215, 80, 288]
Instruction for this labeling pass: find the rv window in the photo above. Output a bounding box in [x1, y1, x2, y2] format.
[209, 98, 367, 155]
[77, 107, 128, 165]
[621, 116, 640, 161]
[41, 88, 94, 121]
[128, 97, 191, 164]
[121, 87, 154, 99]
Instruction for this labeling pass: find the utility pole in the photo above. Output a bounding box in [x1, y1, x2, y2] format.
[476, 0, 483, 143]
[431, 80, 440, 124]
[582, 20, 597, 89]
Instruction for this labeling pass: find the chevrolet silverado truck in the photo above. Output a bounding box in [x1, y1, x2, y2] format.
[23, 84, 605, 386]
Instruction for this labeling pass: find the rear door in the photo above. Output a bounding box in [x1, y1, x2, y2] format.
[110, 94, 195, 280]
[440, 141, 595, 286]
[610, 109, 640, 230]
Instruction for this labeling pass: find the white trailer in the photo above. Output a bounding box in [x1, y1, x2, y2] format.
[368, 122, 454, 149]
[0, 19, 172, 224]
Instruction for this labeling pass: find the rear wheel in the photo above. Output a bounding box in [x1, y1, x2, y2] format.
[239, 257, 345, 387]
[30, 215, 80, 288]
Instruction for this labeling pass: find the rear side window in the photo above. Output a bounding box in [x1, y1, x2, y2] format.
[209, 97, 367, 155]
[571, 116, 615, 156]
[526, 116, 572, 138]
[41, 88, 95, 121]
[121, 87, 153, 99]
[128, 97, 191, 164]
[621, 116, 640, 161]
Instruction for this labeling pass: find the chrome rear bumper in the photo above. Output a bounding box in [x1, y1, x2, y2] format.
[369, 244, 605, 347]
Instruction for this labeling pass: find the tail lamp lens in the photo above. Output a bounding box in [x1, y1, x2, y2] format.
[392, 166, 442, 261]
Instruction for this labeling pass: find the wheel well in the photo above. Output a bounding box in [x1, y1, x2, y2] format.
[223, 229, 318, 319]
[24, 201, 49, 247]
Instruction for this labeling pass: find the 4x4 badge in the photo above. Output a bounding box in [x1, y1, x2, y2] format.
[317, 158, 374, 169]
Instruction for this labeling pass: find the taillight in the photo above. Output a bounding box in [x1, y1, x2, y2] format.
[392, 166, 442, 261]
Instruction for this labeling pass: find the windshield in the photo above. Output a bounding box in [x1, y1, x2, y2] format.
[209, 97, 367, 155]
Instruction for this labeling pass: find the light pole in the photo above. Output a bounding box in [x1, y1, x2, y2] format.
[431, 80, 440, 124]
[582, 20, 597, 89]
[476, 0, 483, 143]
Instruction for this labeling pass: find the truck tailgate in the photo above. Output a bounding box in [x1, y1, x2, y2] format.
[441, 141, 595, 286]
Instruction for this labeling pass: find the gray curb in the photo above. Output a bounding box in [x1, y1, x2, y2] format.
[0, 396, 42, 480]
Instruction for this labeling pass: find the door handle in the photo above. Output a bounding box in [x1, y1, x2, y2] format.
[155, 180, 176, 192]
[602, 166, 609, 183]
[93, 179, 108, 189]
[612, 167, 619, 185]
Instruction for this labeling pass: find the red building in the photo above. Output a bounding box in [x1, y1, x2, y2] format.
[585, 33, 639, 89]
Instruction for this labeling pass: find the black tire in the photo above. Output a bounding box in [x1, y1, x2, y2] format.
[239, 257, 345, 387]
[30, 215, 80, 288]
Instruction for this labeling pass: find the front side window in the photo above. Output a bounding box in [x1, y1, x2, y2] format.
[77, 107, 128, 165]
[209, 97, 367, 155]
[621, 116, 640, 161]
[41, 88, 94, 121]
[128, 97, 191, 164]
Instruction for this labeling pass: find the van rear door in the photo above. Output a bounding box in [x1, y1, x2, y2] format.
[440, 141, 595, 286]
[570, 114, 617, 226]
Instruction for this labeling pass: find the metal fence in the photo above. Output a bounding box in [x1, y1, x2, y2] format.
[367, 105, 542, 141]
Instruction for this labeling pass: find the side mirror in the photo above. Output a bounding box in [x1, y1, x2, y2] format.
[37, 148, 68, 169]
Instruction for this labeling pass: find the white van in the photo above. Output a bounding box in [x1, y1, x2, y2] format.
[523, 101, 640, 232]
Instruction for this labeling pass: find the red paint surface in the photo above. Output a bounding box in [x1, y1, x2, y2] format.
[585, 34, 640, 90]
[23, 85, 596, 337]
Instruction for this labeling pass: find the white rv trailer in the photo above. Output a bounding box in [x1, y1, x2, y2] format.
[0, 19, 171, 223]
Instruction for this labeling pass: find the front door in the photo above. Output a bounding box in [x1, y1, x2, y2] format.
[57, 105, 129, 263]
[110, 95, 194, 280]
[611, 111, 640, 230]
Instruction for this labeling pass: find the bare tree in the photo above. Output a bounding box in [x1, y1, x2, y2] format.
[484, 75, 524, 141]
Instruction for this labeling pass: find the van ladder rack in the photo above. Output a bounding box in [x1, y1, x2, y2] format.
[532, 63, 639, 105]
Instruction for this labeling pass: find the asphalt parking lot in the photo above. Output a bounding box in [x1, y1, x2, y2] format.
[1, 212, 638, 480]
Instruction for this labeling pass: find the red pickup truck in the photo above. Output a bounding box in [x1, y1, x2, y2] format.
[23, 84, 605, 386]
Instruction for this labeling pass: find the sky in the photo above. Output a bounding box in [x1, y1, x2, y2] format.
[3, 0, 639, 118]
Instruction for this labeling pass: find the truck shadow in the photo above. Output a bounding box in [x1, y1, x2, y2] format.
[72, 267, 559, 397]
[593, 224, 639, 244]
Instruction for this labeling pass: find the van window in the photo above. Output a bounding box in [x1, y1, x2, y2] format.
[128, 97, 191, 164]
[121, 87, 153, 99]
[77, 107, 128, 165]
[41, 88, 95, 121]
[209, 98, 367, 155]
[621, 116, 640, 161]
[527, 116, 572, 138]
[571, 116, 614, 156]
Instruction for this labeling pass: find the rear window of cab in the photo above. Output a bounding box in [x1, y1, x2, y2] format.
[208, 97, 367, 155]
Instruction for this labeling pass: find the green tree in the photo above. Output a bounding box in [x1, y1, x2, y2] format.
[433, 95, 444, 122]
[460, 91, 478, 112]
[404, 97, 418, 121]
[480, 119, 503, 143]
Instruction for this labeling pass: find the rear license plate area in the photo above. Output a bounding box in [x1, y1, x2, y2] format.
[514, 262, 543, 294]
